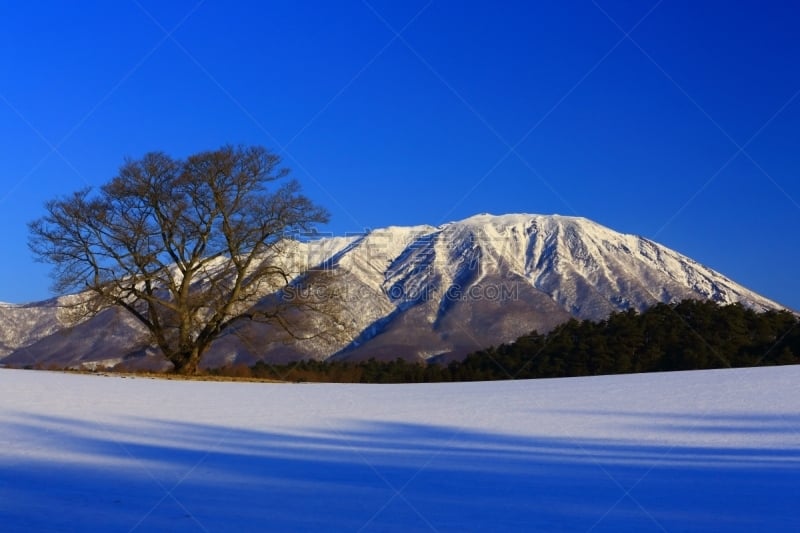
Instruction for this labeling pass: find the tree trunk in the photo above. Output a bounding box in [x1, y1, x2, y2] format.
[171, 347, 202, 375]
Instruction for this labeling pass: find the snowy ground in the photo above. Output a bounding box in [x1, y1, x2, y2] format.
[1, 366, 798, 532]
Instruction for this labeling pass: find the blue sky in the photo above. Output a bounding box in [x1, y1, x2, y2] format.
[1, 0, 798, 309]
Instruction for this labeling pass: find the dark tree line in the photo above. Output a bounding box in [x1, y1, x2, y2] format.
[221, 300, 800, 383]
[452, 300, 799, 381]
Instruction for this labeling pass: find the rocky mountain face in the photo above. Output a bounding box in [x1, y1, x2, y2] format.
[0, 214, 786, 370]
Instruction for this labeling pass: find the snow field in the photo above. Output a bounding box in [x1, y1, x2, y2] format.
[1, 366, 799, 531]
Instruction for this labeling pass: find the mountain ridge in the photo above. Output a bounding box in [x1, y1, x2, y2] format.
[0, 213, 789, 370]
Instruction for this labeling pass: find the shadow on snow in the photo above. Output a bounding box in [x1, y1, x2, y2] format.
[1, 411, 799, 532]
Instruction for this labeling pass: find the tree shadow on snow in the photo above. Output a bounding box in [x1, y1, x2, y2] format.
[0, 411, 799, 532]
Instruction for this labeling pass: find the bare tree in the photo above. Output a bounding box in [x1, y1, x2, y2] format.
[29, 145, 334, 374]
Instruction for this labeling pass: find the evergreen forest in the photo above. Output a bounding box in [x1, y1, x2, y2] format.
[216, 300, 800, 383]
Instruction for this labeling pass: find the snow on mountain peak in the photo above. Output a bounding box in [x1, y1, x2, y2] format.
[0, 212, 788, 367]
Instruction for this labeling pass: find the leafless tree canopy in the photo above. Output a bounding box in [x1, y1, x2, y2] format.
[29, 145, 331, 374]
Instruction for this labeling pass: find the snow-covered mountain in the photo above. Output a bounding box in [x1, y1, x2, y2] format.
[0, 213, 787, 369]
[0, 299, 70, 359]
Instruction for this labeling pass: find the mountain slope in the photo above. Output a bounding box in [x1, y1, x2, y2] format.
[1, 213, 787, 369]
[328, 213, 782, 362]
[0, 299, 72, 359]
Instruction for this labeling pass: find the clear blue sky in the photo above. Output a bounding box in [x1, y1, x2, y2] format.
[1, 0, 798, 309]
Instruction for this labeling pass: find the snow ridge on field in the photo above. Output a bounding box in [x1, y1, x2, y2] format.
[1, 366, 799, 531]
